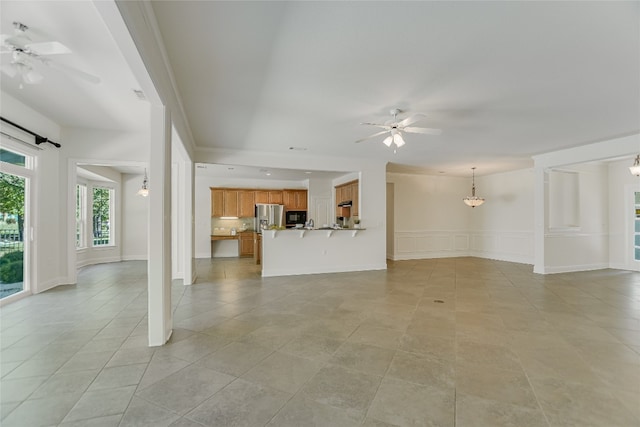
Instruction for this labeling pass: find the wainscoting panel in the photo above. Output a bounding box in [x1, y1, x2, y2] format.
[393, 230, 533, 264]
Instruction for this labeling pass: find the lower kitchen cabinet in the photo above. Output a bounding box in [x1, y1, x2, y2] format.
[239, 232, 254, 256]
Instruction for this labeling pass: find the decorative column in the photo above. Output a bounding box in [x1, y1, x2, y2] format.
[148, 105, 172, 346]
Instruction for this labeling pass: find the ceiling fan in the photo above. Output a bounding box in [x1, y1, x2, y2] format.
[356, 108, 442, 150]
[1, 21, 100, 87]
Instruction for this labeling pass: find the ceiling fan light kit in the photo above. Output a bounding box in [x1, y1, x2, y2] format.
[463, 167, 485, 208]
[356, 108, 441, 150]
[1, 21, 100, 86]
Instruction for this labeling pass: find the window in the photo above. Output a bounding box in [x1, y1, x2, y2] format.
[92, 187, 114, 246]
[76, 184, 87, 248]
[0, 149, 26, 167]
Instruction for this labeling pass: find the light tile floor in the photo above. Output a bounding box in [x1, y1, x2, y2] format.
[1, 257, 639, 426]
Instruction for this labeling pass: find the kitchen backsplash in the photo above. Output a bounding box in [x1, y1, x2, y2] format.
[211, 217, 255, 233]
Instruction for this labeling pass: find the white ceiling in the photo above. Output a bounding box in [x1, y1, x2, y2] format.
[1, 1, 639, 177]
[196, 163, 345, 182]
[0, 1, 148, 132]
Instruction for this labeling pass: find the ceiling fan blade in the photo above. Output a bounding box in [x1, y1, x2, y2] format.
[26, 41, 71, 55]
[360, 122, 391, 130]
[398, 113, 426, 128]
[355, 130, 390, 143]
[45, 60, 101, 84]
[403, 126, 442, 135]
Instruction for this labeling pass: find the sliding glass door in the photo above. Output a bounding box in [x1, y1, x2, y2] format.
[0, 146, 31, 299]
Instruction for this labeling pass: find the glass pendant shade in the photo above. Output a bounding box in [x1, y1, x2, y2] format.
[393, 132, 405, 147]
[383, 136, 393, 147]
[630, 155, 640, 176]
[137, 169, 149, 197]
[463, 167, 485, 208]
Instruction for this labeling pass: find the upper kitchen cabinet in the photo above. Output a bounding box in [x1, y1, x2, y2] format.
[211, 189, 224, 217]
[239, 191, 256, 217]
[283, 190, 308, 211]
[268, 190, 283, 204]
[255, 191, 269, 204]
[223, 190, 239, 217]
[211, 188, 239, 217]
[350, 182, 359, 217]
[335, 180, 359, 217]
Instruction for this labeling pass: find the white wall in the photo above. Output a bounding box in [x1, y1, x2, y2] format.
[543, 163, 609, 272]
[386, 173, 472, 260]
[608, 158, 640, 270]
[533, 133, 638, 273]
[122, 173, 149, 261]
[387, 170, 535, 264]
[470, 169, 534, 264]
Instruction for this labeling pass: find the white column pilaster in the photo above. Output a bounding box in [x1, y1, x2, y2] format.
[148, 105, 172, 346]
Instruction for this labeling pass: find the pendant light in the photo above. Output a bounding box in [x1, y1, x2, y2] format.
[137, 168, 149, 197]
[629, 155, 640, 176]
[463, 167, 485, 208]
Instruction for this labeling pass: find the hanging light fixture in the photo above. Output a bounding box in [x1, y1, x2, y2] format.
[137, 168, 149, 197]
[629, 155, 640, 176]
[463, 167, 485, 208]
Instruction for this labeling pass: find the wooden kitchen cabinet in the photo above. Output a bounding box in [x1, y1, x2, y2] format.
[350, 182, 359, 216]
[238, 191, 255, 217]
[239, 232, 254, 256]
[255, 191, 269, 204]
[211, 189, 224, 217]
[283, 190, 308, 211]
[334, 180, 359, 217]
[268, 190, 283, 204]
[223, 190, 239, 217]
[211, 187, 307, 218]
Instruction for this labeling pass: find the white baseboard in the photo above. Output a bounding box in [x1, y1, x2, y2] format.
[35, 276, 68, 293]
[542, 263, 609, 274]
[470, 251, 533, 265]
[262, 262, 387, 278]
[391, 252, 468, 261]
[122, 255, 147, 261]
[77, 256, 122, 269]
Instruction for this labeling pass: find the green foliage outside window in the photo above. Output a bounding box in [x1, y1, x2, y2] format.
[93, 187, 111, 245]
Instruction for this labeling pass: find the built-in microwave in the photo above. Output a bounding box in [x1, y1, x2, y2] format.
[285, 210, 307, 227]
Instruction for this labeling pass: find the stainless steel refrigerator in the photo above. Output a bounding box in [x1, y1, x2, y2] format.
[255, 204, 284, 232]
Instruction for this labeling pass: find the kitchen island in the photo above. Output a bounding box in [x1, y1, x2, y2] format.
[260, 228, 385, 277]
